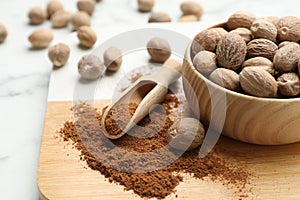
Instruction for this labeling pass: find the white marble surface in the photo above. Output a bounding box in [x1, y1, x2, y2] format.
[1, 0, 300, 199]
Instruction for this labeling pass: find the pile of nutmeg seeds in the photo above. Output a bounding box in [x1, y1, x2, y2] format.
[192, 11, 300, 98]
[27, 0, 100, 69]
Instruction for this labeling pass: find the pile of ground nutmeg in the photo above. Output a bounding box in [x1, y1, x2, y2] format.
[59, 93, 252, 199]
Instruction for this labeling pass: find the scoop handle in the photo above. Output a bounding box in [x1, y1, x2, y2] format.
[151, 59, 182, 86]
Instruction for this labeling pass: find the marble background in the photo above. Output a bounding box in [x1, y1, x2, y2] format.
[1, 0, 300, 199]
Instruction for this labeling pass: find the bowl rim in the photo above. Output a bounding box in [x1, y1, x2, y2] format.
[185, 42, 300, 103]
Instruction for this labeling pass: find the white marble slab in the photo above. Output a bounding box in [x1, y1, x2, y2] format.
[1, 0, 300, 199]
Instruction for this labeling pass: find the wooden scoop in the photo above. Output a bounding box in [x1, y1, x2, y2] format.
[101, 59, 182, 139]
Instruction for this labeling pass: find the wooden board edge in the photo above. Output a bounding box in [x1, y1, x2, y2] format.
[36, 101, 73, 200]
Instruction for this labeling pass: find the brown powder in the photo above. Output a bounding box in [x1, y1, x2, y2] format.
[104, 103, 138, 136]
[60, 97, 252, 199]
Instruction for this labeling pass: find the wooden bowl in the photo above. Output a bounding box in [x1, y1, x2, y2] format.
[182, 24, 300, 145]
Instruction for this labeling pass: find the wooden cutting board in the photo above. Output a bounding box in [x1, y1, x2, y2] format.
[37, 100, 300, 200]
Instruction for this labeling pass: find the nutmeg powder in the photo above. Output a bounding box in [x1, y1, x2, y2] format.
[104, 103, 138, 136]
[59, 94, 251, 199]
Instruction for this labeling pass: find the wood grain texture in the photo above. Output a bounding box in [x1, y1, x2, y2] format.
[38, 101, 300, 199]
[183, 41, 300, 145]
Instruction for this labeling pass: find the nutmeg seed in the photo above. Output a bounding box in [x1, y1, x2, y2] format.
[72, 11, 91, 30]
[227, 11, 256, 30]
[277, 16, 300, 42]
[191, 27, 227, 56]
[167, 117, 205, 151]
[77, 26, 97, 48]
[0, 23, 8, 43]
[77, 0, 96, 16]
[216, 32, 247, 70]
[230, 27, 252, 43]
[239, 67, 278, 98]
[242, 57, 275, 75]
[78, 54, 105, 80]
[262, 16, 280, 31]
[278, 41, 293, 49]
[51, 10, 73, 28]
[178, 15, 198, 22]
[250, 19, 277, 42]
[242, 56, 273, 68]
[137, 0, 155, 12]
[209, 68, 240, 91]
[193, 51, 217, 76]
[28, 7, 47, 25]
[48, 43, 70, 67]
[28, 28, 54, 49]
[180, 1, 204, 19]
[103, 46, 123, 72]
[246, 38, 278, 61]
[47, 0, 64, 18]
[147, 37, 171, 63]
[148, 12, 171, 23]
[277, 72, 300, 97]
[273, 42, 300, 73]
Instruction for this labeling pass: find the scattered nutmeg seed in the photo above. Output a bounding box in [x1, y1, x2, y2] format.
[239, 67, 278, 98]
[167, 117, 205, 151]
[193, 51, 217, 76]
[47, 0, 64, 18]
[51, 10, 73, 28]
[230, 27, 252, 43]
[191, 27, 227, 56]
[0, 23, 8, 43]
[137, 0, 155, 12]
[277, 72, 300, 97]
[209, 68, 240, 91]
[77, 0, 96, 16]
[28, 28, 54, 49]
[48, 43, 70, 67]
[216, 32, 247, 70]
[77, 26, 97, 48]
[72, 11, 91, 31]
[78, 54, 105, 80]
[147, 37, 171, 63]
[273, 42, 300, 73]
[227, 11, 256, 30]
[148, 12, 171, 23]
[180, 1, 203, 19]
[103, 46, 123, 72]
[178, 15, 198, 22]
[250, 19, 277, 42]
[28, 7, 47, 25]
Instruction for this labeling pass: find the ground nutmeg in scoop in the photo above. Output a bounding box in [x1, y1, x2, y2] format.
[104, 103, 138, 136]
